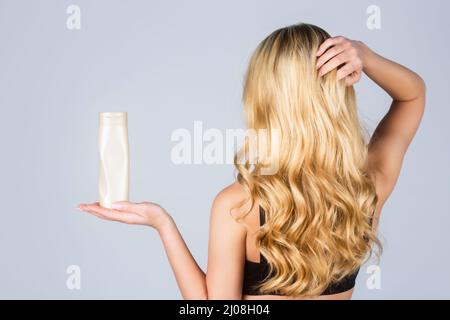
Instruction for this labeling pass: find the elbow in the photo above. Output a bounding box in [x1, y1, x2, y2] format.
[184, 293, 208, 300]
[416, 74, 427, 99]
[192, 291, 209, 300]
[198, 288, 209, 300]
[396, 73, 427, 102]
[411, 71, 426, 101]
[181, 287, 208, 300]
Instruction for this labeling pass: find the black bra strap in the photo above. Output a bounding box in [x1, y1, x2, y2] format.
[258, 206, 267, 263]
[259, 206, 266, 226]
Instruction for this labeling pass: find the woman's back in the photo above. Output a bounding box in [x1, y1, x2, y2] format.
[233, 23, 382, 297]
[222, 168, 384, 300]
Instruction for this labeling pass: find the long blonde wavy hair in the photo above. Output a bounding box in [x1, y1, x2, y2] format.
[234, 23, 381, 296]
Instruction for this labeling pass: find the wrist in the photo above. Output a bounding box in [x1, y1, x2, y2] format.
[155, 212, 175, 233]
[356, 41, 374, 70]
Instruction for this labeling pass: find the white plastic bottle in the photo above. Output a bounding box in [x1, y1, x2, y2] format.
[98, 112, 129, 208]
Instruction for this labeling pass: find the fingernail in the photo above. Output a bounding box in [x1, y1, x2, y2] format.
[76, 205, 82, 211]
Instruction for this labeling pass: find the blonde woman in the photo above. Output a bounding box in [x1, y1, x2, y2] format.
[78, 23, 425, 300]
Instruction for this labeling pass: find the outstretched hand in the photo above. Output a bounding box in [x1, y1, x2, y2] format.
[316, 36, 365, 86]
[77, 201, 172, 230]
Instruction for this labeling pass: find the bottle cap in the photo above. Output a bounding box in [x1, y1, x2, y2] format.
[99, 112, 127, 126]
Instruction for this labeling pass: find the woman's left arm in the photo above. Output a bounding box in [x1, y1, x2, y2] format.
[78, 188, 247, 299]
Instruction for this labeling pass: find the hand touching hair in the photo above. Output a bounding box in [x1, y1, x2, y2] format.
[316, 36, 365, 86]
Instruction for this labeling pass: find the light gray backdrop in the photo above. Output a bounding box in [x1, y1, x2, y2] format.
[0, 0, 448, 299]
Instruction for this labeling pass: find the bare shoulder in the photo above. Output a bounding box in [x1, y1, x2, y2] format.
[213, 182, 247, 207]
[210, 182, 250, 231]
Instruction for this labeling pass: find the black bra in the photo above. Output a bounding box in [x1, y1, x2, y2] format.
[242, 206, 360, 296]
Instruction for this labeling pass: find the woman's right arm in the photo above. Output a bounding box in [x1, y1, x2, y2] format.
[357, 41, 426, 209]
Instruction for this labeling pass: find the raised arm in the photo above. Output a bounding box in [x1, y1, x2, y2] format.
[359, 42, 426, 208]
[77, 184, 247, 299]
[316, 37, 426, 212]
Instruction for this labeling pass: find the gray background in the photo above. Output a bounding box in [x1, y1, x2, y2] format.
[0, 0, 448, 299]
